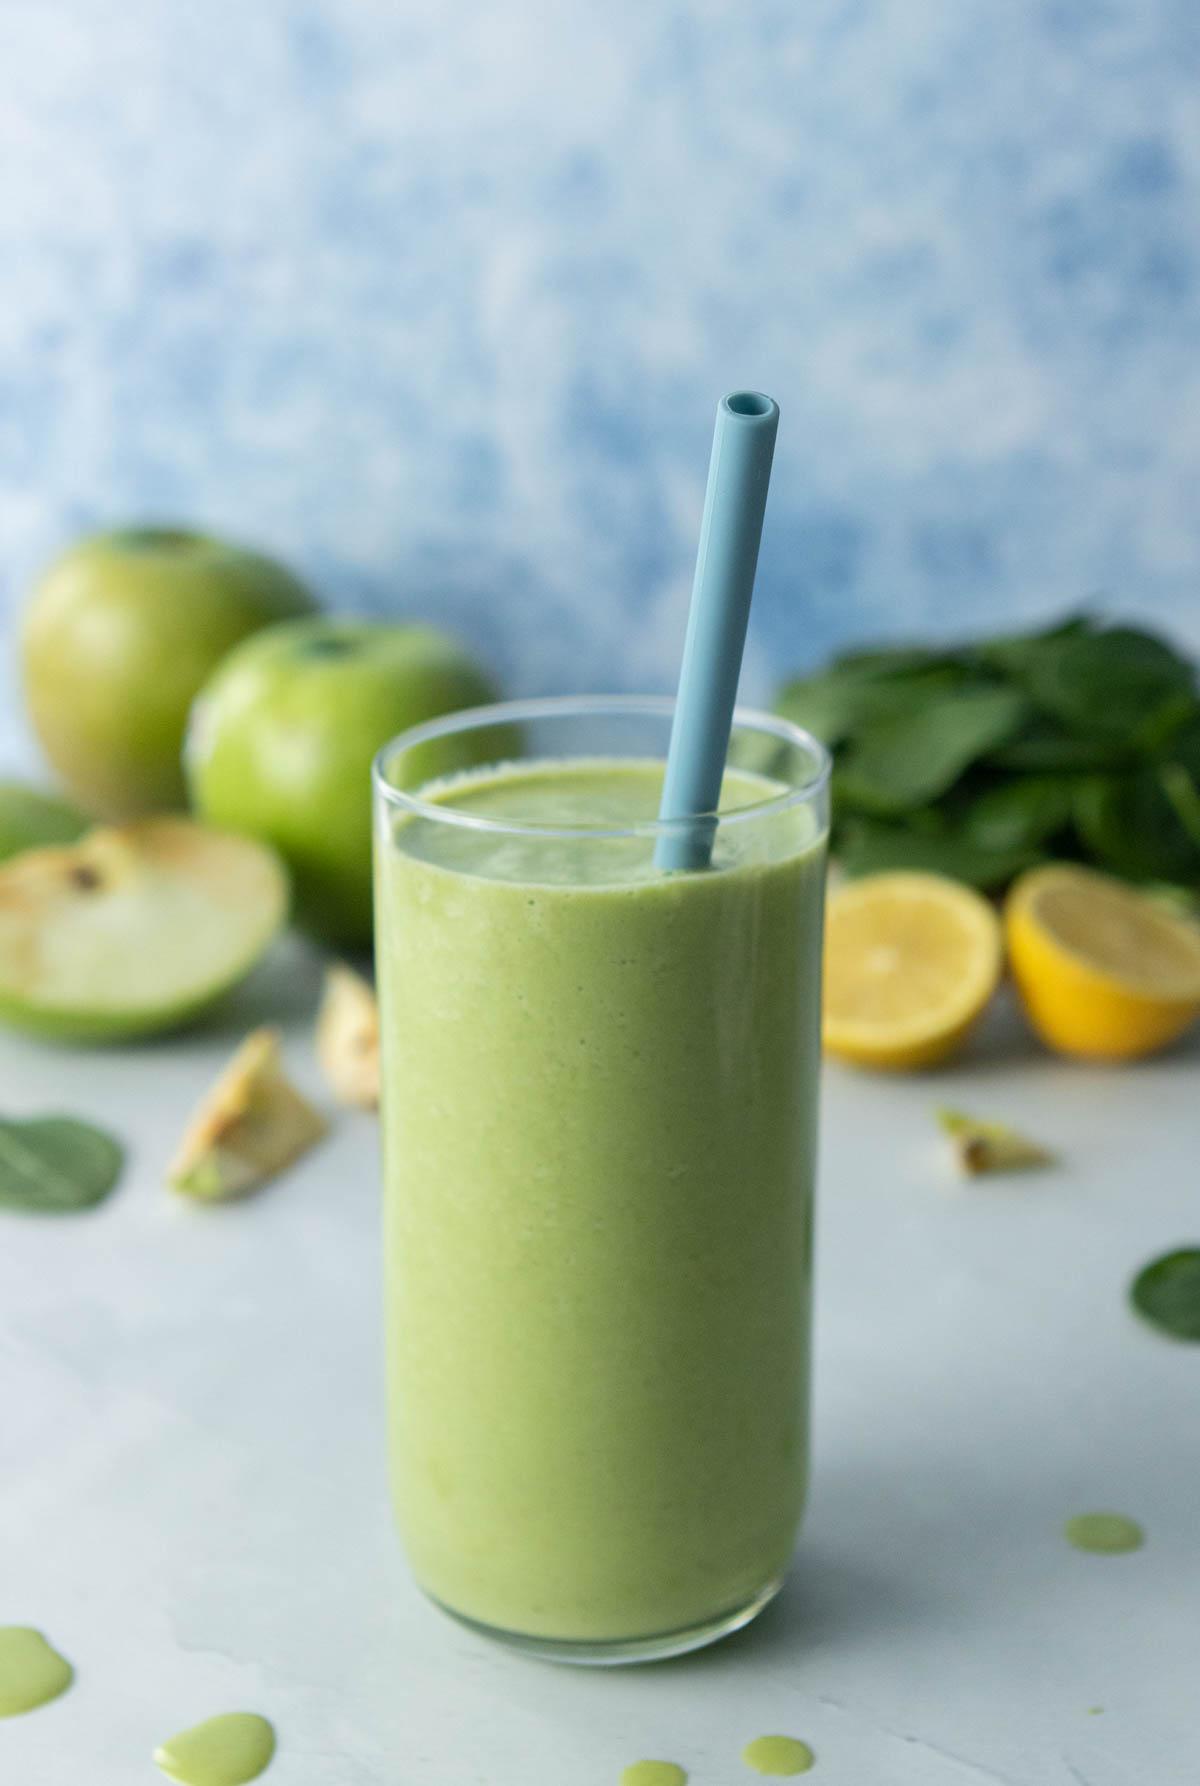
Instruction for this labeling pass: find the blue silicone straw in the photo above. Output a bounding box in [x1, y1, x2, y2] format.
[655, 390, 780, 871]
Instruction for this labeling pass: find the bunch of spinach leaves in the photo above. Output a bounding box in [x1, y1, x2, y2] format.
[775, 615, 1200, 893]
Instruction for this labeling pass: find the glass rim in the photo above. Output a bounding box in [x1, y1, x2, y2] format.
[372, 694, 831, 842]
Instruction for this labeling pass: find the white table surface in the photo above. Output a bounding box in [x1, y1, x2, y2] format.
[1, 936, 1197, 1786]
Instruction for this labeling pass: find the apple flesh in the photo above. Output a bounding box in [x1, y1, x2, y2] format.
[186, 617, 499, 946]
[0, 817, 288, 1042]
[316, 963, 379, 1108]
[169, 1026, 327, 1200]
[21, 528, 317, 818]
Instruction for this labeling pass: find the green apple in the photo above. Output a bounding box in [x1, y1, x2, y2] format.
[0, 780, 89, 862]
[0, 818, 289, 1042]
[21, 527, 317, 818]
[186, 617, 500, 945]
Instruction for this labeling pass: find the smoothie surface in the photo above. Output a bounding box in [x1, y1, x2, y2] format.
[389, 756, 819, 884]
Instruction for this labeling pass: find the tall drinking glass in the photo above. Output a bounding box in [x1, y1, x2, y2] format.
[373, 697, 829, 1663]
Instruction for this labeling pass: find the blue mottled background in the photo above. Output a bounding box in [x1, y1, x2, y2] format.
[3, 0, 1200, 763]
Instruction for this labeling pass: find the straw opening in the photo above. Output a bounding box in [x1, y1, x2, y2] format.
[724, 391, 774, 418]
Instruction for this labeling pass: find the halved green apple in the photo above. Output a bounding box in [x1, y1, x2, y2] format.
[0, 817, 288, 1041]
[0, 780, 88, 862]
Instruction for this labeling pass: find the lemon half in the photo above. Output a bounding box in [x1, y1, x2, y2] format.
[823, 871, 1003, 1070]
[1006, 864, 1200, 1061]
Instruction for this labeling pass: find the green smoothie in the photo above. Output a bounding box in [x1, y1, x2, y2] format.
[376, 755, 826, 1650]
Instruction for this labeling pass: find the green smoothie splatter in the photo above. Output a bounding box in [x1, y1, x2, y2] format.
[1064, 1512, 1144, 1555]
[742, 1734, 816, 1775]
[154, 1712, 276, 1786]
[620, 1763, 687, 1786]
[0, 1626, 74, 1717]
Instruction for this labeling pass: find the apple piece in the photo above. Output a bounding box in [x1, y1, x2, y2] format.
[316, 963, 379, 1109]
[186, 616, 499, 945]
[938, 1108, 1056, 1176]
[0, 781, 89, 862]
[21, 527, 316, 818]
[169, 1027, 326, 1200]
[0, 817, 288, 1042]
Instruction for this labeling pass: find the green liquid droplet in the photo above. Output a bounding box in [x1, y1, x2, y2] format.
[742, 1735, 816, 1776]
[0, 1626, 73, 1717]
[621, 1764, 688, 1786]
[154, 1712, 276, 1786]
[1064, 1512, 1145, 1555]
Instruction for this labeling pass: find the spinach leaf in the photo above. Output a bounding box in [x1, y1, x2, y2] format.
[987, 723, 1133, 774]
[971, 612, 1093, 676]
[776, 665, 962, 749]
[1170, 717, 1200, 776]
[961, 775, 1077, 853]
[775, 673, 898, 749]
[827, 644, 960, 678]
[1014, 625, 1196, 743]
[773, 613, 1200, 895]
[838, 817, 1041, 889]
[1159, 762, 1200, 851]
[1135, 692, 1200, 757]
[0, 1115, 125, 1214]
[836, 686, 1030, 815]
[1073, 771, 1200, 883]
[1130, 1248, 1200, 1343]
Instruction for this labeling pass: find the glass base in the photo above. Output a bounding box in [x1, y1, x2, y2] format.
[426, 1572, 783, 1666]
